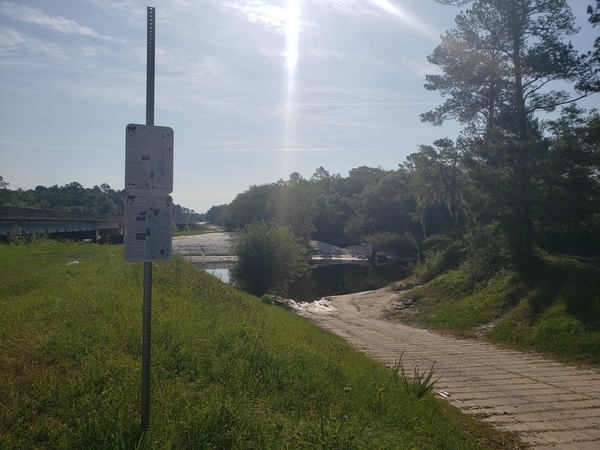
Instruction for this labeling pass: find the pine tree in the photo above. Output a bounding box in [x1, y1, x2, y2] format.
[423, 0, 593, 273]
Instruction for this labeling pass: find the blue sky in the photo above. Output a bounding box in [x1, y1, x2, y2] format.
[0, 0, 597, 213]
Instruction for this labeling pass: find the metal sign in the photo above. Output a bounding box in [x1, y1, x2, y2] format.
[124, 123, 174, 263]
[124, 193, 173, 262]
[125, 124, 174, 193]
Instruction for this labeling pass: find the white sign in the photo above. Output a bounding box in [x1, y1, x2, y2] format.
[125, 124, 174, 194]
[124, 194, 173, 262]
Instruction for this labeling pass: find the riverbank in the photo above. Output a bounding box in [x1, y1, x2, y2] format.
[172, 232, 400, 264]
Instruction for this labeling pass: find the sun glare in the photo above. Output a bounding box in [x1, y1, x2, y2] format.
[282, 0, 301, 178]
[369, 0, 402, 16]
[367, 0, 438, 42]
[285, 0, 300, 73]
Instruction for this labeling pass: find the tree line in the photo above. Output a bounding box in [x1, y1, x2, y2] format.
[0, 177, 204, 223]
[214, 0, 600, 287]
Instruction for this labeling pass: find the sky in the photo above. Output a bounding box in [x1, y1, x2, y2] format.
[0, 0, 598, 214]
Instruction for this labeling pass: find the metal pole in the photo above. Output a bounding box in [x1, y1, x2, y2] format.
[141, 262, 152, 432]
[146, 6, 155, 127]
[141, 5, 155, 434]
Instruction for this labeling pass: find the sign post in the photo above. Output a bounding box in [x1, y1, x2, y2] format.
[123, 6, 174, 434]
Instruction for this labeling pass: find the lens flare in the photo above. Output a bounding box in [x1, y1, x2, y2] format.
[286, 0, 300, 73]
[282, 0, 300, 178]
[367, 0, 438, 42]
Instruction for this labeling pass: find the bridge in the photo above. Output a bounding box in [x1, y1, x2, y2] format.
[0, 206, 124, 244]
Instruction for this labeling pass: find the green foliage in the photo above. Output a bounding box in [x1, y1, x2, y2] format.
[0, 179, 201, 221]
[172, 203, 204, 222]
[424, 0, 594, 274]
[487, 257, 600, 364]
[405, 138, 469, 238]
[400, 254, 600, 365]
[205, 203, 228, 224]
[0, 181, 124, 215]
[460, 224, 512, 286]
[273, 174, 316, 243]
[393, 232, 418, 256]
[363, 231, 417, 261]
[0, 241, 521, 449]
[413, 233, 463, 281]
[537, 106, 600, 252]
[343, 213, 366, 245]
[403, 270, 526, 335]
[581, 0, 600, 91]
[220, 184, 278, 229]
[231, 221, 309, 296]
[390, 352, 440, 400]
[359, 170, 415, 235]
[6, 226, 51, 245]
[260, 294, 275, 305]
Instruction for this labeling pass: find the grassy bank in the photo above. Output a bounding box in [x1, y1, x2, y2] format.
[0, 240, 522, 449]
[395, 254, 600, 366]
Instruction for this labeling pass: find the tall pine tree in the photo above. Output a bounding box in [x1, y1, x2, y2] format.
[423, 0, 593, 273]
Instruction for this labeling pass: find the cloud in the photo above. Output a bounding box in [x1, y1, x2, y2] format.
[0, 26, 67, 62]
[0, 2, 125, 42]
[222, 1, 289, 33]
[179, 146, 342, 153]
[287, 102, 439, 107]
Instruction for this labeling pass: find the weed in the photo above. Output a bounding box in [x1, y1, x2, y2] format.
[391, 352, 440, 399]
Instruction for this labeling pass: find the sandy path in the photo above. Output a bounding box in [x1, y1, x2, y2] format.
[294, 287, 600, 449]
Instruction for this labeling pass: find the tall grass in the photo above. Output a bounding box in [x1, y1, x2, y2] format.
[0, 240, 522, 448]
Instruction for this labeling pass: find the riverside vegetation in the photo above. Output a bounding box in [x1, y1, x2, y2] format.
[396, 246, 600, 367]
[0, 239, 523, 449]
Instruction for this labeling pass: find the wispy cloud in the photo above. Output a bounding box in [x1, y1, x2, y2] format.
[287, 102, 439, 107]
[0, 2, 125, 42]
[0, 26, 67, 62]
[179, 146, 342, 153]
[222, 1, 289, 33]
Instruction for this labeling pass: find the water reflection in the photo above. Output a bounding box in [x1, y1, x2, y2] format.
[198, 262, 232, 283]
[197, 260, 410, 302]
[288, 261, 410, 302]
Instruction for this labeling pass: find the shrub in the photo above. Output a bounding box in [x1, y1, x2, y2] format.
[231, 221, 309, 296]
[413, 233, 463, 280]
[363, 231, 418, 261]
[460, 223, 512, 287]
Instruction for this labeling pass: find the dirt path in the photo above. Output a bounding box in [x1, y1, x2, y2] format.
[294, 287, 600, 449]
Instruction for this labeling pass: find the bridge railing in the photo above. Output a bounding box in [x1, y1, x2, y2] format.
[0, 206, 123, 223]
[0, 206, 125, 243]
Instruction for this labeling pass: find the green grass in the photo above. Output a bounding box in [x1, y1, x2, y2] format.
[0, 240, 522, 449]
[396, 255, 600, 366]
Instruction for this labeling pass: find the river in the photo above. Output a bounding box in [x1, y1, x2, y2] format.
[172, 233, 412, 301]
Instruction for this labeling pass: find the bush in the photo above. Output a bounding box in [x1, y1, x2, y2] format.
[363, 231, 418, 261]
[460, 224, 512, 287]
[231, 221, 309, 296]
[413, 233, 463, 280]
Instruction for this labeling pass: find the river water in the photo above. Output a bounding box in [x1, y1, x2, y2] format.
[173, 234, 411, 301]
[196, 260, 411, 302]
